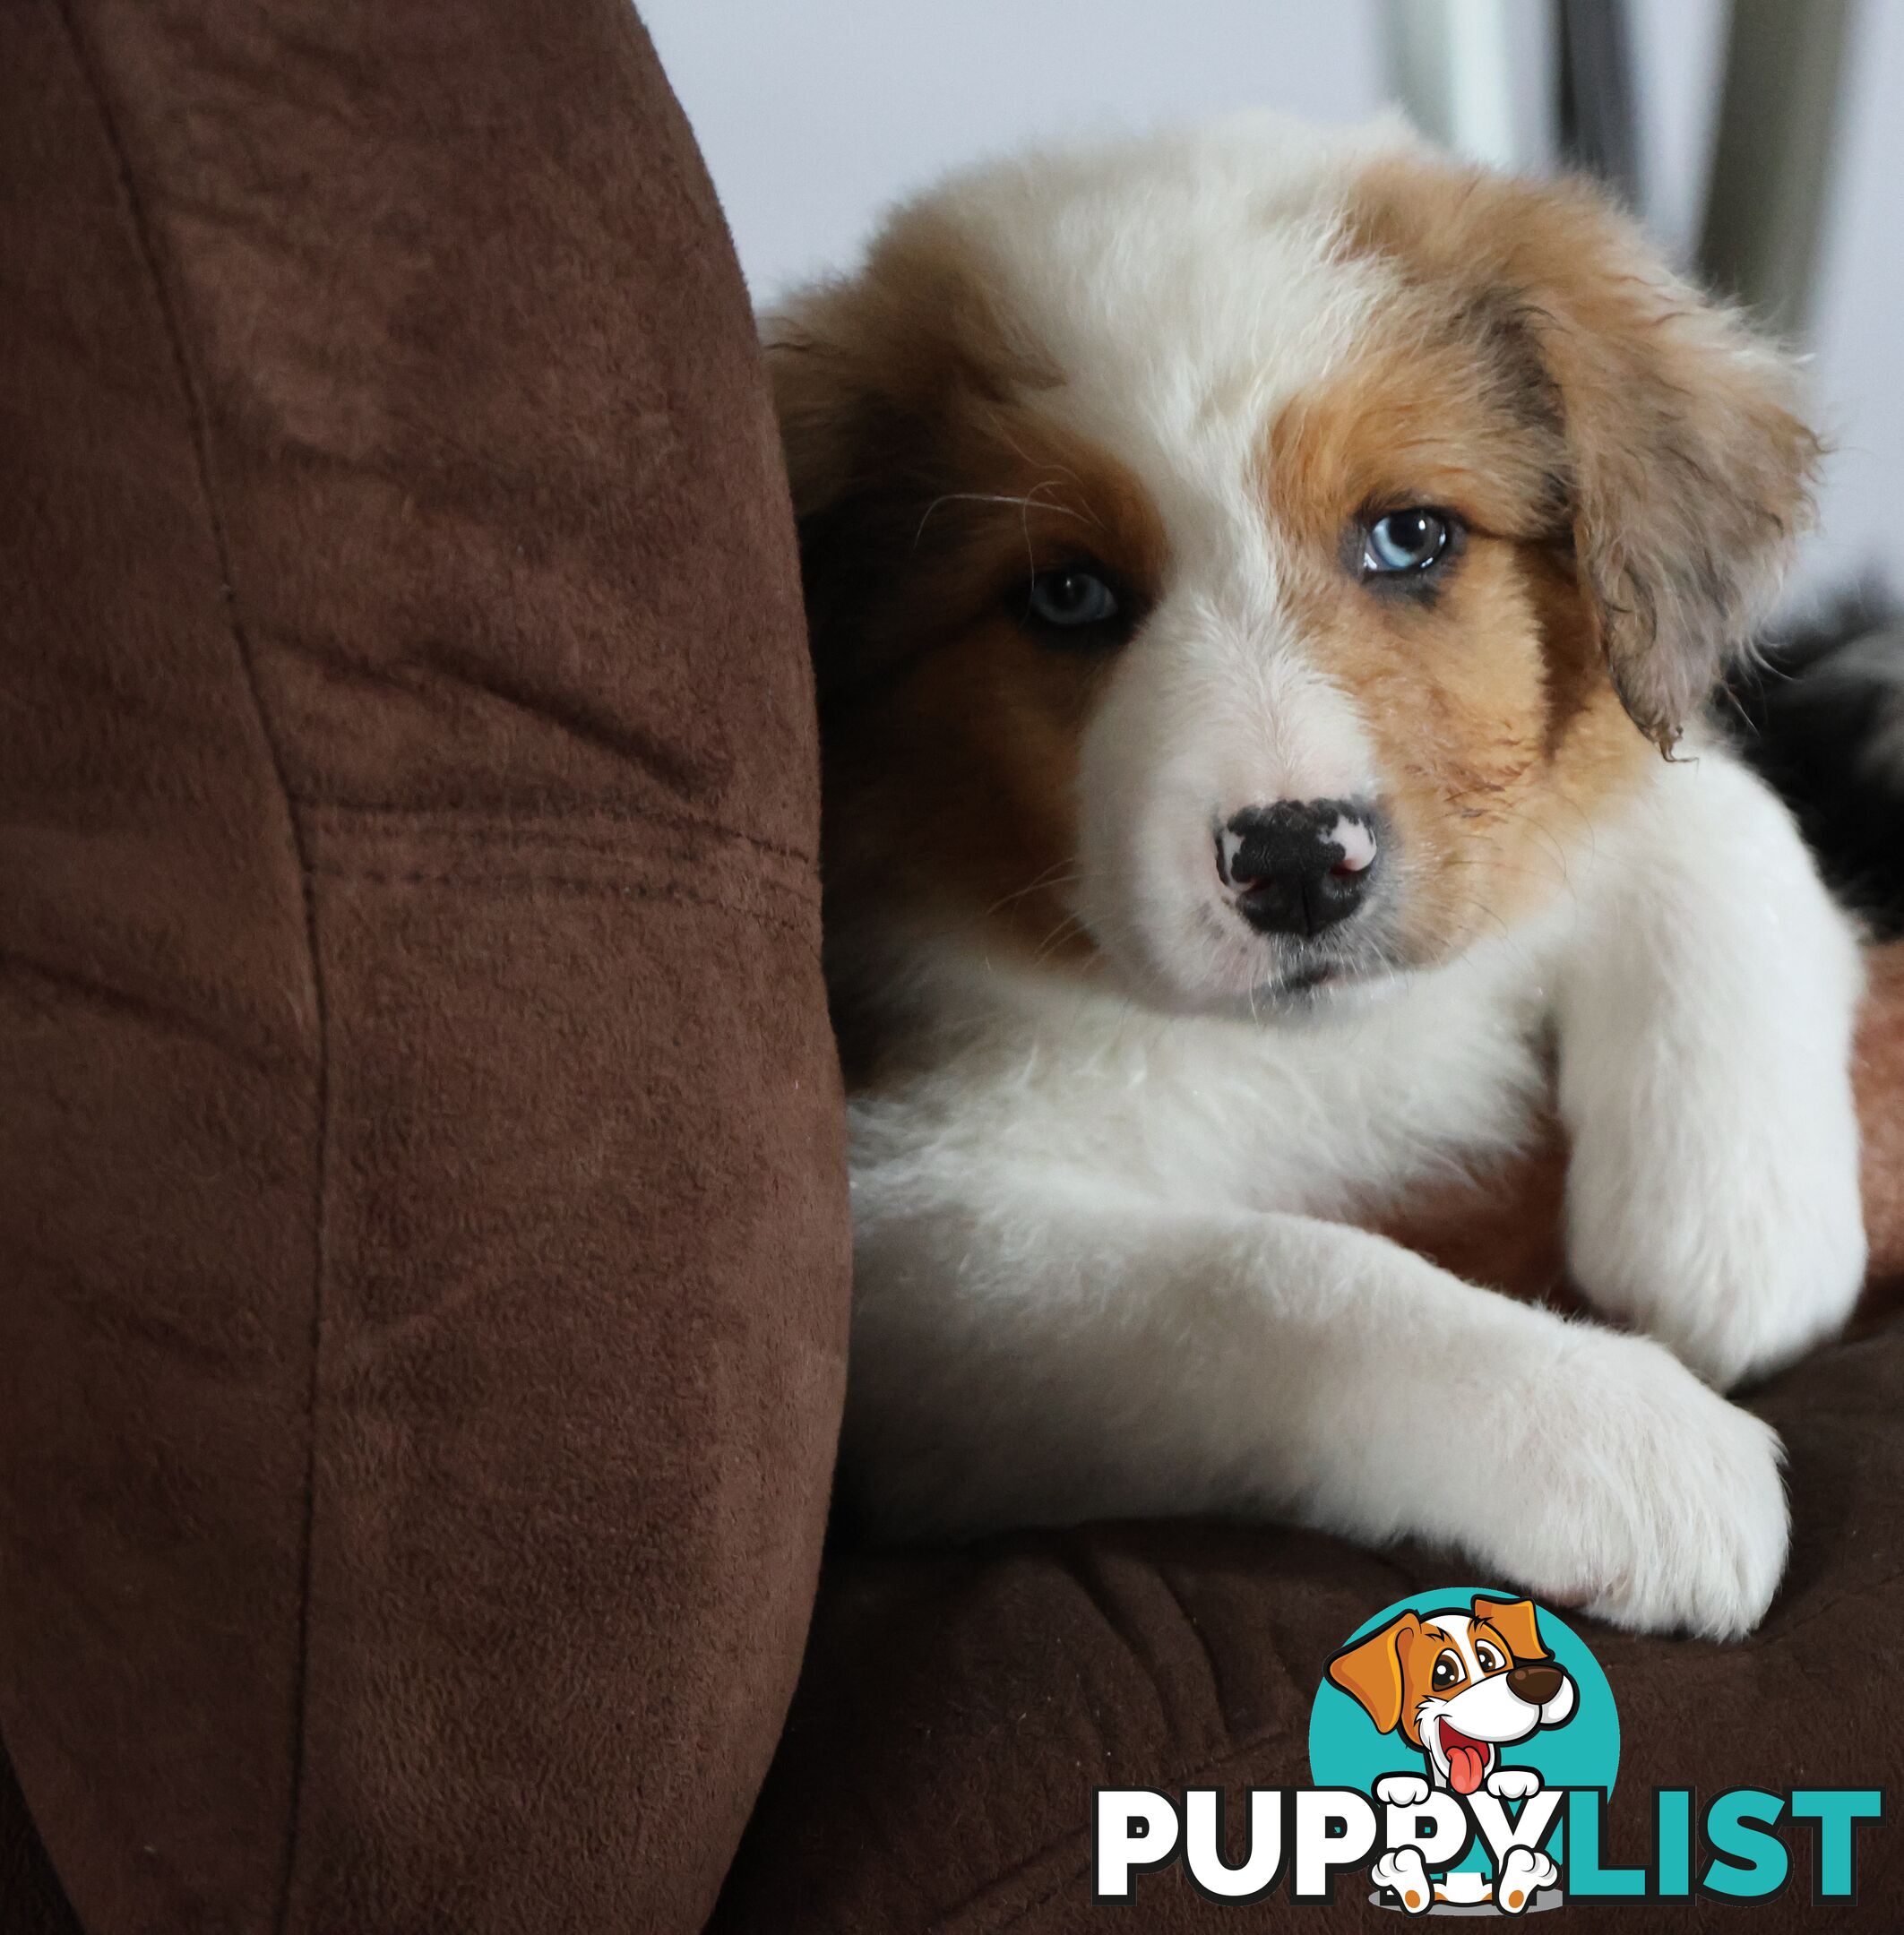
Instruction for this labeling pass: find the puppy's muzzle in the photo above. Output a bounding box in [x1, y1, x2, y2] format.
[1217, 798, 1380, 938]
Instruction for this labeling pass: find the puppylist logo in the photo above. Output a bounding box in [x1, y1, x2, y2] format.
[1094, 1587, 1882, 1914]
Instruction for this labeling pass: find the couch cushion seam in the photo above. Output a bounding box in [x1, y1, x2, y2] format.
[304, 815, 817, 893]
[48, 8, 332, 1931]
[300, 796, 817, 868]
[308, 864, 820, 950]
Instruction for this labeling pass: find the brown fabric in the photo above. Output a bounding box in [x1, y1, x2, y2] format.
[1855, 941, 1904, 1310]
[1374, 937, 1904, 1313]
[715, 951, 1904, 1933]
[0, 3, 847, 1931]
[0, 1754, 84, 1935]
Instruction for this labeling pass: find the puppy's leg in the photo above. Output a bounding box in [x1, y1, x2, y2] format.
[1495, 1846, 1557, 1914]
[1371, 1847, 1434, 1914]
[847, 1178, 1786, 1636]
[1555, 751, 1866, 1389]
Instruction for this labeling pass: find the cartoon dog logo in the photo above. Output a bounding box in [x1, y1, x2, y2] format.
[1327, 1595, 1575, 1914]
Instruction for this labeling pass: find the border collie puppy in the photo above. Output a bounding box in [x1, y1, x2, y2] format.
[765, 116, 1865, 1638]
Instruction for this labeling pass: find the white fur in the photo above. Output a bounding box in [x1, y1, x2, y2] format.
[910, 119, 1421, 1008]
[847, 742, 1852, 1637]
[1555, 751, 1866, 1389]
[832, 119, 1866, 1641]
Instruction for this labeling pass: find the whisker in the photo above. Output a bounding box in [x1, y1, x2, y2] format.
[1031, 911, 1091, 966]
[984, 864, 1087, 918]
[910, 487, 1095, 553]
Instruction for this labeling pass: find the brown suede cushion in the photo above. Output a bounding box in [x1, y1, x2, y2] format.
[0, 4, 847, 1931]
[713, 955, 1904, 1933]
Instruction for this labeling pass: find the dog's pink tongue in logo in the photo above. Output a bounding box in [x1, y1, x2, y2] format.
[1441, 1722, 1488, 1795]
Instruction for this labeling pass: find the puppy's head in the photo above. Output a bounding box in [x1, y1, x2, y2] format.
[770, 118, 1818, 1021]
[1327, 1596, 1576, 1793]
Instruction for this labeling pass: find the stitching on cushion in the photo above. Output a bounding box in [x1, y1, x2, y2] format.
[306, 814, 816, 891]
[50, 11, 333, 1930]
[303, 796, 818, 868]
[311, 864, 822, 951]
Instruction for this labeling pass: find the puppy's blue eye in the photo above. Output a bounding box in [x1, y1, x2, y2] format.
[1024, 566, 1120, 630]
[1363, 509, 1453, 576]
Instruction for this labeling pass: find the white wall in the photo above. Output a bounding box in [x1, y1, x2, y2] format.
[644, 0, 1901, 604]
[645, 2, 1386, 299]
[1804, 0, 1904, 598]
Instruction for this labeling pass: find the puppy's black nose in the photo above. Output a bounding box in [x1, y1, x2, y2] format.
[1507, 1662, 1564, 1706]
[1218, 799, 1379, 937]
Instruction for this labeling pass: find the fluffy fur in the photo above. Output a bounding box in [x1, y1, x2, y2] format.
[766, 115, 1866, 1639]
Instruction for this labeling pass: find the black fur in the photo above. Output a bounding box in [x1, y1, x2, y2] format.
[1725, 587, 1904, 940]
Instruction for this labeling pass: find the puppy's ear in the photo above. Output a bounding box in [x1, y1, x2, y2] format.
[760, 288, 882, 535]
[1527, 196, 1820, 750]
[758, 282, 902, 689]
[1352, 166, 1822, 751]
[1472, 1595, 1549, 1664]
[761, 211, 1046, 701]
[1327, 1612, 1420, 1734]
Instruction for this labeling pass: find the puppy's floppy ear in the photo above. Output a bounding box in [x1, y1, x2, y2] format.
[1525, 195, 1820, 750]
[1327, 1611, 1420, 1734]
[760, 288, 883, 537]
[1352, 165, 1822, 751]
[758, 281, 904, 687]
[1472, 1595, 1549, 1664]
[760, 208, 1048, 701]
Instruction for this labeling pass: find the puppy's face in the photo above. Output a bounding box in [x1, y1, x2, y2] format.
[771, 121, 1816, 1021]
[1327, 1597, 1576, 1794]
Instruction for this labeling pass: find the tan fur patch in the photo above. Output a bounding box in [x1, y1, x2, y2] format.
[1262, 326, 1652, 956]
[798, 401, 1168, 1069]
[1341, 158, 1821, 749]
[770, 211, 1179, 1073]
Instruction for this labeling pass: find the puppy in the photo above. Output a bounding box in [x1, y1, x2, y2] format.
[1328, 1596, 1575, 1796]
[1331, 1602, 1571, 1904]
[1331, 1595, 1572, 1913]
[765, 115, 1866, 1637]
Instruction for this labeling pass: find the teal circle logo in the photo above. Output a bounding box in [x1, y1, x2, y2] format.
[1309, 1587, 1617, 1907]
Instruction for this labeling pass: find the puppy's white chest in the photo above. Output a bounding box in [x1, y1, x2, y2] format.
[872, 944, 1555, 1222]
[1119, 968, 1552, 1217]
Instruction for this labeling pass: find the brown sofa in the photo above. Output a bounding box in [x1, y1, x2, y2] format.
[1, 4, 843, 1930]
[1, 4, 1900, 1931]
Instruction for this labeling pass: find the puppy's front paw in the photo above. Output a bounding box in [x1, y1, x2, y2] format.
[1495, 1846, 1557, 1914]
[1374, 1774, 1431, 1809]
[1567, 1133, 1865, 1391]
[1477, 1328, 1788, 1638]
[1371, 1847, 1434, 1915]
[1486, 1768, 1540, 1802]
